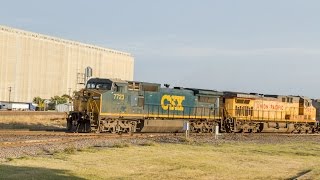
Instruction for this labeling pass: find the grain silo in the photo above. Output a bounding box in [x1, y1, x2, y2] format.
[0, 25, 134, 102]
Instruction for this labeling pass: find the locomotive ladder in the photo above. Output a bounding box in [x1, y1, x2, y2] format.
[221, 108, 237, 133]
[88, 111, 99, 132]
[88, 100, 100, 132]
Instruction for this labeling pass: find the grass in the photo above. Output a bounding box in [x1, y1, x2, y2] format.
[139, 141, 158, 146]
[0, 113, 66, 130]
[1, 142, 320, 179]
[63, 146, 77, 154]
[111, 142, 131, 148]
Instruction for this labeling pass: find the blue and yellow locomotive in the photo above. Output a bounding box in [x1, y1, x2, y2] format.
[67, 78, 222, 133]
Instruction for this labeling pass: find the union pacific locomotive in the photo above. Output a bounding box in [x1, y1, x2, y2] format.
[67, 78, 319, 133]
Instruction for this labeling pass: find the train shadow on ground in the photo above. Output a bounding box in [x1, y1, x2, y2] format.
[0, 122, 66, 132]
[0, 164, 85, 180]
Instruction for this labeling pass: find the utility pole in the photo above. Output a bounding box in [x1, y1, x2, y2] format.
[68, 88, 72, 103]
[8, 86, 12, 103]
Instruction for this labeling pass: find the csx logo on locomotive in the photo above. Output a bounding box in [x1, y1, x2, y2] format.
[161, 95, 185, 111]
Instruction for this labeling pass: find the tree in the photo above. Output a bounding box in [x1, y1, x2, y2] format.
[50, 96, 67, 104]
[62, 94, 72, 102]
[48, 95, 68, 110]
[33, 97, 45, 111]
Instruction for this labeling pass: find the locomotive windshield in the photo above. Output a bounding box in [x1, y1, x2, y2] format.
[86, 78, 112, 90]
[86, 82, 112, 90]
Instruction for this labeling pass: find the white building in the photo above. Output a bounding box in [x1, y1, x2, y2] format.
[0, 25, 134, 102]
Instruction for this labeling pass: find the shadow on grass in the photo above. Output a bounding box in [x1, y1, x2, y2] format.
[0, 122, 66, 131]
[286, 169, 313, 180]
[0, 165, 85, 180]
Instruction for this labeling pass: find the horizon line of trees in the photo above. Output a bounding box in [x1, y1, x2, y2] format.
[32, 94, 72, 111]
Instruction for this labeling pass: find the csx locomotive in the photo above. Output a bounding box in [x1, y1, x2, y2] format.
[67, 78, 319, 133]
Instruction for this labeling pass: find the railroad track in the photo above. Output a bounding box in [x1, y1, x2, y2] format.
[0, 131, 175, 148]
[1, 130, 319, 137]
[1, 130, 319, 148]
[0, 130, 97, 136]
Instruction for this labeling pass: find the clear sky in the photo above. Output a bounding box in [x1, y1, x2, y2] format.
[0, 0, 319, 98]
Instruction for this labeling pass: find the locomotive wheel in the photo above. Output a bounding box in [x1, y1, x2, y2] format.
[110, 127, 116, 134]
[68, 120, 78, 133]
[77, 121, 91, 133]
[67, 120, 72, 131]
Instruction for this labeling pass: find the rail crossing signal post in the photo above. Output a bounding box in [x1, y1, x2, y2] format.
[183, 121, 190, 139]
[214, 125, 220, 140]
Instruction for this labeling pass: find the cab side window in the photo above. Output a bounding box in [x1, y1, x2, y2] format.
[116, 85, 127, 93]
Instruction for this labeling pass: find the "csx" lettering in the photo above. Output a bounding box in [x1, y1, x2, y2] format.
[161, 95, 185, 111]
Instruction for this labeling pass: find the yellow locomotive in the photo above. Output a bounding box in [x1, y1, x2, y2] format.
[221, 92, 317, 133]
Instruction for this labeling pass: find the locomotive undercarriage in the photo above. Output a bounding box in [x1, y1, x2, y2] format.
[67, 113, 138, 133]
[221, 118, 317, 134]
[67, 112, 318, 134]
[189, 120, 218, 133]
[98, 118, 138, 134]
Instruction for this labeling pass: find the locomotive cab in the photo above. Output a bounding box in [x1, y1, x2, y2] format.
[86, 78, 113, 90]
[298, 97, 316, 121]
[69, 78, 127, 132]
